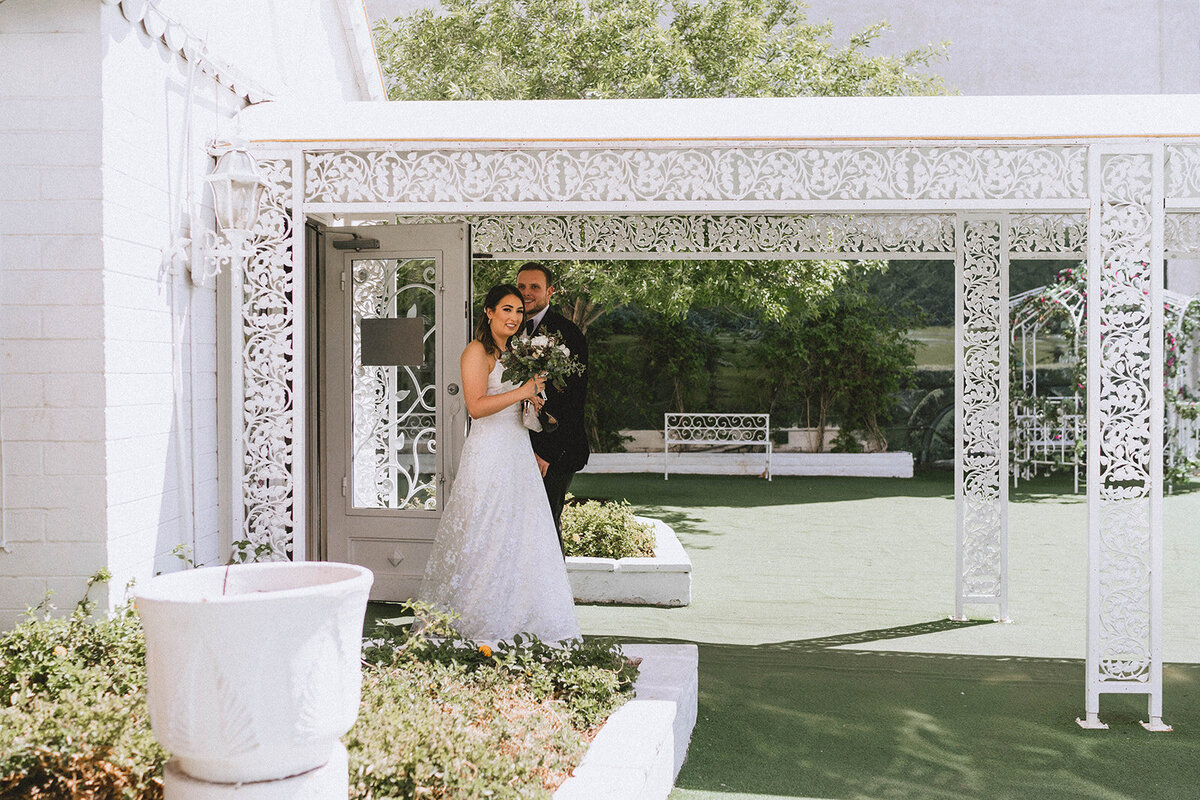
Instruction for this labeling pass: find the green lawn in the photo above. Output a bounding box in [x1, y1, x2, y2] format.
[910, 326, 1070, 369]
[570, 471, 1200, 800]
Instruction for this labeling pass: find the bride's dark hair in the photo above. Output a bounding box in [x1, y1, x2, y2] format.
[474, 283, 525, 357]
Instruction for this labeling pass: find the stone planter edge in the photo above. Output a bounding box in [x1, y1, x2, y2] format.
[553, 643, 698, 800]
[566, 517, 691, 607]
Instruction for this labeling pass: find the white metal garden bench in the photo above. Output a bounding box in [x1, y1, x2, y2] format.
[663, 413, 772, 480]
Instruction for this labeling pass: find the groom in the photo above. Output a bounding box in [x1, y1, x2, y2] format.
[516, 262, 589, 554]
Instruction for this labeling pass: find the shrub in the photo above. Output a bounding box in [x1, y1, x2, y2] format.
[562, 499, 656, 560]
[1, 587, 637, 800]
[355, 605, 640, 797]
[0, 574, 166, 800]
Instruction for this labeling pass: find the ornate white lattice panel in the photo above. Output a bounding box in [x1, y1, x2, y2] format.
[1166, 145, 1200, 201]
[955, 216, 1009, 620]
[1165, 213, 1200, 257]
[304, 146, 1088, 206]
[349, 258, 438, 511]
[1083, 148, 1166, 730]
[469, 214, 956, 256]
[240, 158, 296, 560]
[1009, 213, 1087, 254]
[402, 211, 1188, 259]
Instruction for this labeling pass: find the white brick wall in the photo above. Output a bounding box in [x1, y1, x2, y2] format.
[97, 4, 244, 593]
[0, 0, 239, 626]
[1, 0, 376, 628]
[0, 0, 106, 628]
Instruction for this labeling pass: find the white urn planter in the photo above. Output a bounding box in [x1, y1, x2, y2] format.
[134, 562, 373, 793]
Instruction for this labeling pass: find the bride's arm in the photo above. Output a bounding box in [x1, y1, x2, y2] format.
[461, 342, 544, 420]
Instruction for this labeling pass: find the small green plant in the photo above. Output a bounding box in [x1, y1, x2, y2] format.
[562, 498, 656, 560]
[228, 538, 276, 564]
[355, 603, 639, 797]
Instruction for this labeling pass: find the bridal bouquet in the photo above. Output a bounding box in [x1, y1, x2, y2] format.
[500, 331, 584, 432]
[500, 330, 584, 390]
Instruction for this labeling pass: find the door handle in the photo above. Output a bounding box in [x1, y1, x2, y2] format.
[447, 383, 460, 395]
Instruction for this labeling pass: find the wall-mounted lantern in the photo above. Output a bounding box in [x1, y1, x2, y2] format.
[190, 143, 267, 287]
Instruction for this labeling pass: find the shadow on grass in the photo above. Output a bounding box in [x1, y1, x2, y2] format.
[572, 471, 957, 510]
[584, 619, 1200, 799]
[668, 644, 1200, 800]
[576, 470, 1200, 512]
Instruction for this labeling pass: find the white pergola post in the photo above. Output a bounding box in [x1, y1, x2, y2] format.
[954, 214, 1010, 622]
[1079, 145, 1169, 731]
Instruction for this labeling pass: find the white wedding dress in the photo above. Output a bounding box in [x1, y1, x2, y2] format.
[418, 361, 581, 644]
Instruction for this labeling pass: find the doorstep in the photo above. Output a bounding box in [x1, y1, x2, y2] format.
[554, 643, 699, 800]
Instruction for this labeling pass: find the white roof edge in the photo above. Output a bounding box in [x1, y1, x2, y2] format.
[232, 96, 1200, 145]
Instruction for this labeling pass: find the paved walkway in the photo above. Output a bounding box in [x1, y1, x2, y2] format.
[570, 472, 1200, 800]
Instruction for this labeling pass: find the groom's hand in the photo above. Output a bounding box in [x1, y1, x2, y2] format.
[536, 454, 550, 477]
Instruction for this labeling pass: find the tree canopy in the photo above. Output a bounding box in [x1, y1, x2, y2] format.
[374, 0, 952, 327]
[375, 0, 951, 101]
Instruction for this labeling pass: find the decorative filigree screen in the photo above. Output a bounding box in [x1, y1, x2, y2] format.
[240, 158, 296, 560]
[1084, 149, 1165, 728]
[349, 258, 438, 511]
[305, 146, 1088, 206]
[955, 216, 1009, 620]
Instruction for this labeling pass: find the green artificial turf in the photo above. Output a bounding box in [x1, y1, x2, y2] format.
[566, 471, 1200, 800]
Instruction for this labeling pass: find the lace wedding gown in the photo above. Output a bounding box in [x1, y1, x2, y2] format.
[418, 361, 581, 644]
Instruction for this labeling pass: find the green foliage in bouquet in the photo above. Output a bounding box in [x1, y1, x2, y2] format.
[500, 331, 585, 391]
[562, 499, 656, 560]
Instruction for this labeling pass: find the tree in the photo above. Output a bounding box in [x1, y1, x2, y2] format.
[753, 275, 917, 451]
[375, 0, 950, 101]
[376, 0, 952, 327]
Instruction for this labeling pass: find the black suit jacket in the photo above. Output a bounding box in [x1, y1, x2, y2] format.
[529, 309, 589, 473]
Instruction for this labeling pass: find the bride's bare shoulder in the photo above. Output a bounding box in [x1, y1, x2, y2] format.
[461, 341, 493, 373]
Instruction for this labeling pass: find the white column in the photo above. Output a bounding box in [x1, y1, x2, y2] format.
[953, 214, 1010, 622]
[1079, 145, 1169, 731]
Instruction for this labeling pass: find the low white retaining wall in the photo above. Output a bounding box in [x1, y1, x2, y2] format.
[554, 643, 698, 800]
[582, 451, 914, 478]
[567, 517, 691, 607]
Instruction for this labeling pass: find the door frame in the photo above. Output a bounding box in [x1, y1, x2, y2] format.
[308, 222, 471, 591]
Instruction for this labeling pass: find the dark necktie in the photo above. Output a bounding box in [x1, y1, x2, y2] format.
[526, 320, 537, 336]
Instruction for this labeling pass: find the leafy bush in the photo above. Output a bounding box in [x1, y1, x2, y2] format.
[355, 604, 639, 797]
[562, 499, 656, 560]
[0, 574, 166, 800]
[1, 585, 637, 800]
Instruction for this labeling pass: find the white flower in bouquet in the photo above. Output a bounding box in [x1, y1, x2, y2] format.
[500, 330, 584, 391]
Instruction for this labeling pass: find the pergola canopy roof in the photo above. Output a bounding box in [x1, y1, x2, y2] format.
[234, 95, 1200, 145]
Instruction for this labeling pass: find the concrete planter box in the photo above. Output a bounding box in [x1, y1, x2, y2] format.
[567, 517, 691, 607]
[554, 643, 698, 800]
[583, 451, 913, 478]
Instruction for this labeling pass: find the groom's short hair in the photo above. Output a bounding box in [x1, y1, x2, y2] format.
[517, 261, 554, 287]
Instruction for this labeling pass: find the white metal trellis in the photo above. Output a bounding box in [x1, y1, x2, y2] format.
[223, 97, 1200, 732]
[1009, 278, 1200, 492]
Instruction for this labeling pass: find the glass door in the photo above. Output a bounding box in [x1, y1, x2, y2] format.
[321, 223, 469, 601]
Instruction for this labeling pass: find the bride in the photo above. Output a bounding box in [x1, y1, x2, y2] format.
[418, 284, 581, 644]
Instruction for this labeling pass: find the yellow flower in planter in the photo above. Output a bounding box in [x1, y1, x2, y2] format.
[478, 644, 492, 658]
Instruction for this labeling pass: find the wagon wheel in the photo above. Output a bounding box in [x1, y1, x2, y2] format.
[921, 404, 956, 466]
